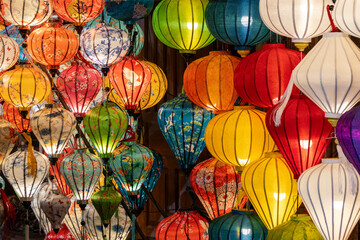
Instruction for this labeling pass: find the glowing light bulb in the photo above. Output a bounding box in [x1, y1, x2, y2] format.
[300, 140, 313, 149]
[238, 158, 249, 166]
[241, 16, 253, 26]
[273, 193, 286, 201]
[241, 228, 252, 235]
[333, 201, 343, 210]
[187, 22, 199, 30]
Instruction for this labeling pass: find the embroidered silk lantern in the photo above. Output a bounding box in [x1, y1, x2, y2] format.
[234, 44, 302, 108]
[0, 117, 16, 167]
[45, 224, 75, 240]
[105, 0, 154, 23]
[0, 34, 19, 71]
[63, 199, 88, 240]
[158, 94, 214, 174]
[190, 158, 243, 220]
[334, 0, 360, 38]
[242, 152, 301, 230]
[266, 95, 333, 179]
[3, 102, 31, 133]
[49, 157, 72, 196]
[205, 106, 276, 169]
[184, 51, 241, 113]
[152, 0, 215, 54]
[31, 182, 52, 234]
[1, 25, 27, 63]
[209, 209, 268, 239]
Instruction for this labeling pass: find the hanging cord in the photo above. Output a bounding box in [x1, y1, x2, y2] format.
[327, 5, 339, 32]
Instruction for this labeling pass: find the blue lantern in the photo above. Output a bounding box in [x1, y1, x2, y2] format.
[205, 0, 270, 57]
[209, 209, 268, 239]
[158, 94, 213, 174]
[105, 0, 154, 24]
[0, 25, 27, 63]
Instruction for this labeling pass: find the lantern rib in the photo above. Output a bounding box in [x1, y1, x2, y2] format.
[264, 50, 273, 105]
[176, 0, 186, 50]
[295, 99, 304, 175]
[185, 103, 195, 169]
[38, 30, 47, 65]
[180, 100, 187, 167]
[193, 0, 206, 51]
[0, 37, 5, 67]
[219, 111, 236, 166]
[212, 161, 219, 218]
[338, 164, 347, 239]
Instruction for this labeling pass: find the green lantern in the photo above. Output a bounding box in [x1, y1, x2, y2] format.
[267, 214, 323, 240]
[83, 102, 128, 161]
[152, 0, 216, 55]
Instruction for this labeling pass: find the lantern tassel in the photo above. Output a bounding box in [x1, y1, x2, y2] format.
[22, 133, 37, 177]
[337, 145, 358, 195]
[273, 78, 294, 126]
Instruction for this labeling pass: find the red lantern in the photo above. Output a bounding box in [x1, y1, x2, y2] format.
[190, 158, 245, 220]
[234, 44, 302, 108]
[184, 51, 241, 114]
[2, 102, 31, 133]
[266, 95, 333, 179]
[156, 210, 209, 240]
[49, 155, 72, 197]
[45, 224, 75, 240]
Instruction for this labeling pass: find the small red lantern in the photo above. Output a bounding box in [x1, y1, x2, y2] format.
[45, 224, 75, 240]
[266, 95, 333, 179]
[2, 102, 31, 133]
[234, 44, 302, 108]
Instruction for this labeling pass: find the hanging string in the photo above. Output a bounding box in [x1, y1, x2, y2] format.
[22, 133, 37, 177]
[327, 5, 339, 32]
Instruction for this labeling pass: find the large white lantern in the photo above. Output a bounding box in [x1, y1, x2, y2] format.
[334, 0, 360, 38]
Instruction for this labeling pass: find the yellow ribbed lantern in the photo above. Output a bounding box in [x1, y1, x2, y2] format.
[242, 152, 301, 230]
[204, 106, 276, 169]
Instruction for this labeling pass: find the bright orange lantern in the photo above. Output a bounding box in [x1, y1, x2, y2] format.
[2, 102, 31, 133]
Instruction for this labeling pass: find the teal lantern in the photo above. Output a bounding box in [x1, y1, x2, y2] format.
[105, 0, 154, 24]
[209, 209, 268, 239]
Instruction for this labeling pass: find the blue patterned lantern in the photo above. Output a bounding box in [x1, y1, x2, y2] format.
[0, 25, 27, 63]
[105, 0, 154, 24]
[158, 94, 214, 174]
[205, 0, 270, 57]
[209, 209, 268, 239]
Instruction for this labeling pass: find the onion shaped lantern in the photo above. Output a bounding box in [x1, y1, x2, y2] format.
[0, 25, 27, 63]
[158, 94, 214, 174]
[184, 51, 241, 113]
[292, 32, 360, 122]
[234, 44, 302, 108]
[31, 182, 52, 234]
[0, 34, 19, 71]
[242, 152, 301, 230]
[266, 95, 333, 179]
[205, 0, 270, 57]
[3, 102, 31, 133]
[298, 147, 360, 240]
[49, 156, 72, 196]
[152, 0, 216, 54]
[30, 105, 77, 165]
[205, 106, 276, 169]
[190, 158, 243, 220]
[156, 210, 209, 240]
[63, 199, 88, 240]
[334, 0, 360, 38]
[209, 209, 268, 239]
[60, 149, 102, 208]
[45, 224, 75, 240]
[0, 117, 16, 167]
[105, 0, 154, 23]
[83, 102, 128, 160]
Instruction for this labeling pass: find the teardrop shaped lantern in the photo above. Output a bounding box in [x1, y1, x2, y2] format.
[292, 32, 360, 121]
[209, 209, 268, 239]
[45, 224, 75, 240]
[49, 156, 72, 196]
[158, 94, 214, 174]
[190, 158, 243, 220]
[3, 102, 31, 133]
[298, 147, 360, 240]
[0, 117, 16, 167]
[30, 104, 77, 165]
[31, 182, 52, 234]
[63, 198, 88, 240]
[266, 95, 333, 179]
[152, 0, 216, 54]
[205, 106, 276, 169]
[105, 0, 154, 23]
[334, 0, 360, 38]
[234, 44, 302, 108]
[0, 34, 19, 71]
[242, 152, 301, 230]
[183, 51, 241, 113]
[0, 25, 27, 63]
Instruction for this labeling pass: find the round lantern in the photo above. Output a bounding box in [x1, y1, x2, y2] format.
[0, 117, 16, 167]
[56, 62, 102, 119]
[267, 214, 322, 240]
[85, 202, 131, 240]
[0, 34, 19, 71]
[292, 32, 360, 121]
[234, 44, 302, 108]
[190, 158, 242, 220]
[259, 0, 331, 51]
[2, 147, 49, 207]
[209, 209, 268, 239]
[49, 157, 72, 196]
[31, 182, 53, 234]
[80, 23, 130, 75]
[184, 51, 241, 113]
[158, 94, 214, 174]
[63, 199, 88, 240]
[60, 149, 102, 208]
[156, 210, 209, 240]
[83, 102, 128, 160]
[334, 0, 360, 38]
[205, 0, 270, 57]
[205, 106, 276, 169]
[266, 95, 333, 179]
[242, 152, 301, 230]
[1, 25, 27, 63]
[45, 224, 75, 240]
[105, 0, 154, 23]
[152, 0, 216, 54]
[53, 0, 104, 27]
[298, 147, 360, 240]
[3, 102, 31, 133]
[30, 105, 77, 165]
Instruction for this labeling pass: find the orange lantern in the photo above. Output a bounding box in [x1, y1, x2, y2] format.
[184, 51, 241, 114]
[2, 102, 31, 133]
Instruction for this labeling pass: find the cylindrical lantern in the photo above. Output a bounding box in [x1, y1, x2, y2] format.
[1, 25, 27, 63]
[0, 34, 19, 71]
[190, 158, 242, 220]
[234, 44, 302, 108]
[31, 182, 52, 234]
[205, 106, 276, 169]
[209, 209, 268, 239]
[298, 147, 360, 240]
[184, 51, 241, 113]
[0, 117, 16, 167]
[3, 102, 31, 133]
[158, 94, 214, 174]
[242, 152, 301, 230]
[156, 210, 209, 240]
[292, 32, 360, 120]
[334, 0, 360, 38]
[266, 95, 333, 179]
[152, 0, 215, 54]
[105, 0, 154, 23]
[45, 224, 75, 240]
[63, 198, 88, 240]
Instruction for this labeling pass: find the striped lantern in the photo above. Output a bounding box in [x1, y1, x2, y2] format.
[49, 156, 72, 197]
[63, 198, 88, 240]
[3, 102, 31, 133]
[334, 0, 360, 38]
[31, 182, 52, 234]
[0, 25, 27, 63]
[0, 34, 19, 71]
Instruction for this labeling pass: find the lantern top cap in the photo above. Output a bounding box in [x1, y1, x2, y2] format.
[231, 209, 255, 215]
[233, 106, 255, 110]
[265, 152, 283, 158]
[322, 158, 339, 163]
[290, 214, 311, 221]
[209, 51, 231, 56]
[262, 44, 285, 49]
[323, 32, 348, 38]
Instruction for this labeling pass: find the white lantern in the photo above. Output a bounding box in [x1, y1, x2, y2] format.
[0, 34, 19, 71]
[334, 0, 360, 38]
[298, 146, 360, 240]
[292, 32, 360, 120]
[31, 182, 53, 234]
[63, 198, 86, 240]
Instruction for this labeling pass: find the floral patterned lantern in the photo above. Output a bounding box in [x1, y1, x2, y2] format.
[158, 94, 214, 174]
[45, 224, 75, 240]
[105, 0, 154, 23]
[31, 182, 53, 234]
[156, 210, 209, 240]
[63, 199, 88, 240]
[190, 158, 243, 220]
[0, 25, 27, 63]
[0, 117, 16, 168]
[30, 105, 77, 165]
[0, 34, 19, 71]
[2, 102, 31, 133]
[49, 156, 72, 197]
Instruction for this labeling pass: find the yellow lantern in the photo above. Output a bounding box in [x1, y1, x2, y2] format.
[204, 106, 276, 169]
[242, 152, 301, 230]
